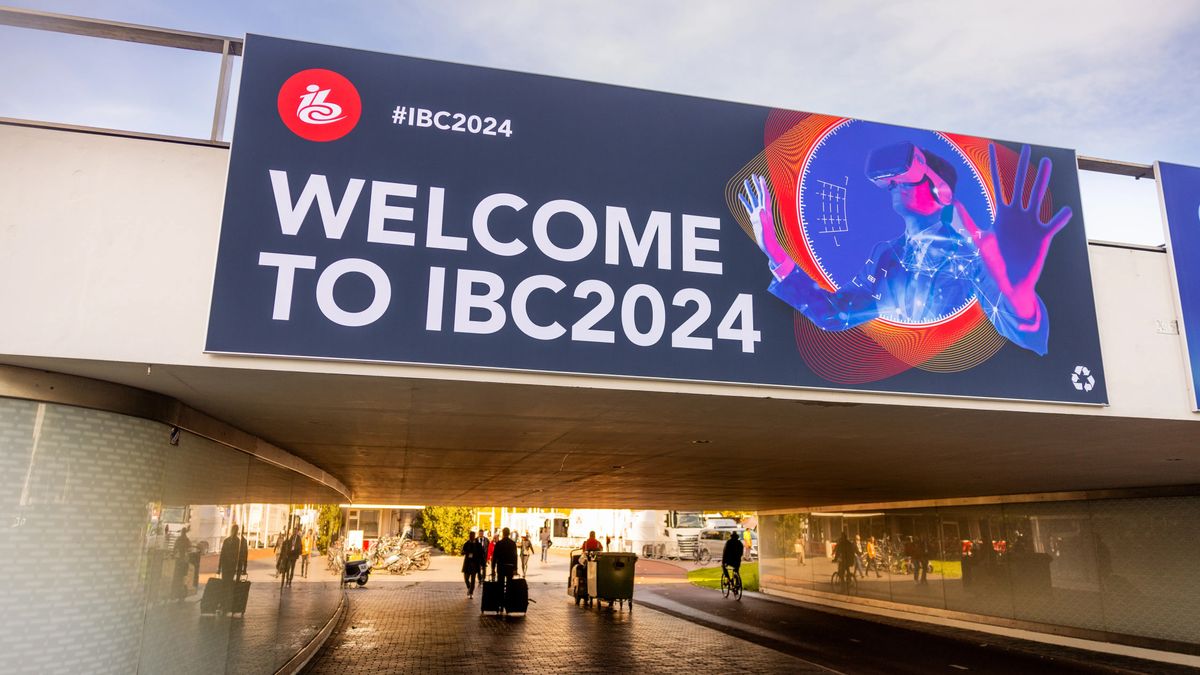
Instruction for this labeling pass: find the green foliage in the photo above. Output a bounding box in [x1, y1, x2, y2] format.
[687, 562, 759, 592]
[421, 506, 476, 554]
[316, 504, 343, 554]
[768, 513, 808, 556]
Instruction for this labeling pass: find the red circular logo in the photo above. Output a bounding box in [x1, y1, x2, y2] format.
[277, 69, 361, 142]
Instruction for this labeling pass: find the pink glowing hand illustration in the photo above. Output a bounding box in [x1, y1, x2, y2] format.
[955, 144, 1072, 330]
[738, 174, 795, 278]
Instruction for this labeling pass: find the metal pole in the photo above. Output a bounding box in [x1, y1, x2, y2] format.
[211, 39, 234, 143]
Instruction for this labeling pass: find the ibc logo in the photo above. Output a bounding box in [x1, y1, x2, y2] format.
[277, 68, 361, 142]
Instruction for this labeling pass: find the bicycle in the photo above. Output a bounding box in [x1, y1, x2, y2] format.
[720, 565, 743, 600]
[830, 567, 857, 594]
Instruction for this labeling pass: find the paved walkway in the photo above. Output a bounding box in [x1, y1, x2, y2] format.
[302, 549, 1193, 675]
[635, 585, 1195, 674]
[304, 580, 823, 674]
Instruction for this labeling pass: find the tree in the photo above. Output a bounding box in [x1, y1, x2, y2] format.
[421, 506, 476, 554]
[316, 504, 343, 554]
[768, 513, 808, 558]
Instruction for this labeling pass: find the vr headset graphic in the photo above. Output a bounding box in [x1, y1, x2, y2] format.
[866, 142, 955, 206]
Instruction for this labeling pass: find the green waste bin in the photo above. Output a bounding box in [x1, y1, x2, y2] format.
[586, 552, 637, 608]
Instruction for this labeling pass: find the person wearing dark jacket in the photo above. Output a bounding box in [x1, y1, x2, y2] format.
[172, 527, 192, 601]
[218, 524, 248, 581]
[461, 531, 484, 598]
[491, 527, 519, 591]
[281, 526, 302, 589]
[477, 531, 491, 580]
[216, 525, 248, 615]
[722, 531, 744, 573]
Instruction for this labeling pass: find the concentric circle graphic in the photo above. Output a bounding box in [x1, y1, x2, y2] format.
[795, 119, 994, 327]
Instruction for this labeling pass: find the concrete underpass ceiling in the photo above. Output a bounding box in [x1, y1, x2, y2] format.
[5, 356, 1200, 510]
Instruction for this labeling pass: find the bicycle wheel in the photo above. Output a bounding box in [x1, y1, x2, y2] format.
[720, 571, 730, 598]
[732, 573, 743, 600]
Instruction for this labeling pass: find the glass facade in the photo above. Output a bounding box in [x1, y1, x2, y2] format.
[761, 497, 1200, 646]
[0, 396, 346, 674]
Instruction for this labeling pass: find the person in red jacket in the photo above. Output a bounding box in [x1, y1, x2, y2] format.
[582, 531, 603, 553]
[487, 531, 496, 578]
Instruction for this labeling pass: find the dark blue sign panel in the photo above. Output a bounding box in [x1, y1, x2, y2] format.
[207, 35, 1108, 404]
[1158, 161, 1200, 410]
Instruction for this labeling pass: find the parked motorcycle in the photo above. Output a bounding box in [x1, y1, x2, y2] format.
[342, 559, 371, 587]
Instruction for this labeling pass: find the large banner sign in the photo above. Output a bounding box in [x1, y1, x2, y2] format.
[207, 35, 1107, 404]
[1158, 161, 1200, 410]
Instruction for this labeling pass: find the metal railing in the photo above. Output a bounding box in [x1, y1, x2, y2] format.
[0, 6, 242, 143]
[0, 5, 1156, 179]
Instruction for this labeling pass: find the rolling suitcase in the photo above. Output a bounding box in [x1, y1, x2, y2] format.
[505, 578, 529, 613]
[229, 580, 251, 616]
[480, 580, 504, 614]
[200, 578, 225, 614]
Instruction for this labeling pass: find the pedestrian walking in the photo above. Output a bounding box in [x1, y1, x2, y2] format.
[300, 529, 313, 578]
[854, 534, 866, 577]
[281, 526, 302, 589]
[486, 531, 497, 579]
[913, 537, 930, 584]
[519, 533, 535, 577]
[539, 526, 552, 563]
[171, 526, 192, 601]
[492, 528, 519, 593]
[865, 536, 882, 577]
[478, 530, 491, 580]
[216, 524, 248, 615]
[273, 529, 285, 578]
[461, 530, 484, 598]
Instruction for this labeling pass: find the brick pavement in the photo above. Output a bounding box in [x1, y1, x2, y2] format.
[304, 580, 826, 674]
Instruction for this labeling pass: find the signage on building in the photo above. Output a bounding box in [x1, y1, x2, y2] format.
[1157, 161, 1200, 410]
[207, 35, 1108, 404]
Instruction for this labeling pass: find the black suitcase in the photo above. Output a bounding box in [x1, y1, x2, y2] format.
[505, 578, 529, 613]
[229, 580, 251, 615]
[480, 580, 504, 613]
[200, 578, 225, 614]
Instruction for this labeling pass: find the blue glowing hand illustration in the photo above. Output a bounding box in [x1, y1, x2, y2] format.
[738, 174, 794, 277]
[955, 144, 1072, 330]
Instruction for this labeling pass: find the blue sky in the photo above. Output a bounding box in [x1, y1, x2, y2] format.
[4, 1, 1198, 245]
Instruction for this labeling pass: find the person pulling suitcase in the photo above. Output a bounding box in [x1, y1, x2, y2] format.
[482, 528, 523, 614]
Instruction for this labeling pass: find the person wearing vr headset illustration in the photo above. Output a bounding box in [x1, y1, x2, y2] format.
[739, 141, 1072, 355]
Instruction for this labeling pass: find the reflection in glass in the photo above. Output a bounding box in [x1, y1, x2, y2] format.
[0, 396, 346, 675]
[760, 497, 1200, 647]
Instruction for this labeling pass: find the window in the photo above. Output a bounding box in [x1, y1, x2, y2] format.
[552, 518, 569, 538]
[359, 509, 380, 538]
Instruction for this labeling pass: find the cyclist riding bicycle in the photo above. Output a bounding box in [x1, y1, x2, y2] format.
[833, 531, 856, 582]
[722, 531, 744, 578]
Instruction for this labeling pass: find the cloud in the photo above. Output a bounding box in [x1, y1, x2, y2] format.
[5, 0, 1199, 242]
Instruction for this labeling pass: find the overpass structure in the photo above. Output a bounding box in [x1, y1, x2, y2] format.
[1, 120, 1194, 508]
[0, 9, 1197, 673]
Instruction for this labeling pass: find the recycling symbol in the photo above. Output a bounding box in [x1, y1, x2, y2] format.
[1071, 365, 1095, 392]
